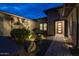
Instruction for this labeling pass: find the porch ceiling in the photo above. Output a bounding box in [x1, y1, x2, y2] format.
[63, 3, 76, 17]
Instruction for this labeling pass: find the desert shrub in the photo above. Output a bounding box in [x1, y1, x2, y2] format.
[10, 28, 30, 44]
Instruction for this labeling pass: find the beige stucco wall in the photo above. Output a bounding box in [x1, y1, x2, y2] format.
[12, 16, 18, 23]
[47, 10, 61, 36]
[0, 13, 39, 37]
[12, 16, 38, 31]
[48, 13, 55, 36]
[48, 20, 54, 35]
[31, 20, 38, 30]
[67, 8, 77, 47]
[75, 4, 79, 48]
[3, 18, 11, 36]
[0, 17, 3, 36]
[27, 20, 38, 30]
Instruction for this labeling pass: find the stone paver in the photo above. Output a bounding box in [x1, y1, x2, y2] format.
[45, 36, 72, 56]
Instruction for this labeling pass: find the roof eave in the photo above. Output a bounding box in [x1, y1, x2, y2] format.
[44, 6, 64, 15]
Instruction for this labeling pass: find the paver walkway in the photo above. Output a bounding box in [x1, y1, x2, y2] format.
[45, 35, 72, 56]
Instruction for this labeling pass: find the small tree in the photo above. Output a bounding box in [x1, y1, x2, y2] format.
[10, 28, 30, 45]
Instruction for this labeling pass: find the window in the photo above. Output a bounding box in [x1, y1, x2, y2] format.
[40, 23, 47, 31]
[44, 23, 47, 31]
[40, 24, 43, 30]
[58, 23, 62, 26]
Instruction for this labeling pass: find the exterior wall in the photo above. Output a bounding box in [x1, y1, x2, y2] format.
[0, 13, 38, 37]
[12, 16, 38, 31]
[0, 13, 12, 36]
[12, 16, 18, 23]
[47, 12, 55, 36]
[3, 18, 11, 36]
[78, 8, 79, 48]
[65, 19, 68, 37]
[47, 8, 67, 36]
[67, 8, 77, 47]
[37, 18, 48, 30]
[11, 16, 19, 29]
[27, 20, 38, 30]
[76, 4, 79, 48]
[47, 10, 60, 36]
[0, 16, 3, 36]
[32, 20, 39, 30]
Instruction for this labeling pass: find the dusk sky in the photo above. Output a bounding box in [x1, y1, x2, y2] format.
[0, 3, 63, 19]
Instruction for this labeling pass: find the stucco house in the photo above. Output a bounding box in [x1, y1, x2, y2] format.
[0, 11, 38, 37]
[0, 3, 79, 48]
[44, 3, 79, 48]
[34, 17, 48, 32]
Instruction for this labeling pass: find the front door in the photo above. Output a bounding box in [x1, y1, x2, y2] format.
[55, 21, 64, 35]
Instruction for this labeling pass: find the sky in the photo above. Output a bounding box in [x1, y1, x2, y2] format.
[0, 3, 63, 19]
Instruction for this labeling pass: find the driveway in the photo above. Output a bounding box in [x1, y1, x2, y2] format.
[0, 36, 24, 56]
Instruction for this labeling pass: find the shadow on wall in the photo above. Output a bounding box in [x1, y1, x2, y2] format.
[69, 20, 79, 56]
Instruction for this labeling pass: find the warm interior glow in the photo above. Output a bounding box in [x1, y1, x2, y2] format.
[58, 31, 61, 33]
[58, 28, 61, 30]
[40, 24, 43, 30]
[44, 23, 47, 31]
[58, 26, 61, 27]
[40, 23, 47, 31]
[58, 23, 62, 25]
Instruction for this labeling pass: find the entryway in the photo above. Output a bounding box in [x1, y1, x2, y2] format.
[54, 21, 65, 42]
[55, 21, 64, 36]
